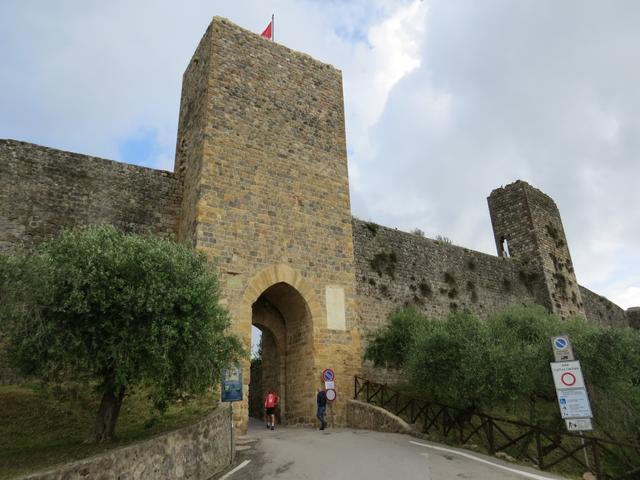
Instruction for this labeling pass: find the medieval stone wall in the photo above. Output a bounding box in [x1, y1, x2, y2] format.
[0, 139, 180, 251]
[0, 139, 182, 385]
[352, 217, 633, 383]
[352, 218, 550, 382]
[580, 285, 629, 328]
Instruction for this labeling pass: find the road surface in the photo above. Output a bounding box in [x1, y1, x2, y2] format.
[218, 419, 567, 480]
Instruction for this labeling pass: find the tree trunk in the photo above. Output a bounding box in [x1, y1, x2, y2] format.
[94, 385, 125, 443]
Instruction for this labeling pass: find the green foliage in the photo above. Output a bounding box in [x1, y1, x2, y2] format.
[435, 234, 453, 245]
[364, 307, 426, 369]
[366, 304, 640, 438]
[407, 311, 492, 408]
[0, 226, 245, 438]
[365, 222, 379, 236]
[0, 383, 217, 479]
[370, 251, 397, 278]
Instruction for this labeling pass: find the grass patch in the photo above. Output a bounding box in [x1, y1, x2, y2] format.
[0, 384, 217, 479]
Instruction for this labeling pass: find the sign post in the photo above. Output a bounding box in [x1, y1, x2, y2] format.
[322, 369, 337, 427]
[221, 364, 243, 459]
[322, 368, 336, 397]
[550, 337, 593, 467]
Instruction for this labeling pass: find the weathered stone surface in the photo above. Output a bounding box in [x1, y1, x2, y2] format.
[352, 218, 550, 382]
[0, 139, 180, 250]
[174, 17, 361, 431]
[488, 180, 584, 320]
[627, 307, 640, 329]
[17, 404, 233, 480]
[346, 399, 414, 435]
[580, 286, 629, 328]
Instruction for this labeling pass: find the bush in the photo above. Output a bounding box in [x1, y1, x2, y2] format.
[365, 305, 640, 438]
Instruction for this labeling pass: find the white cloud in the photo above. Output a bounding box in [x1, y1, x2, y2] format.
[610, 287, 640, 311]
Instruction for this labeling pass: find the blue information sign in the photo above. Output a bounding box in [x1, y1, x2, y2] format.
[221, 364, 243, 402]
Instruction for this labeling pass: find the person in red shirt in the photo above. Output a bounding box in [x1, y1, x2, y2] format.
[264, 390, 279, 430]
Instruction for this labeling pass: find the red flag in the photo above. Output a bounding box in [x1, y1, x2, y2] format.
[261, 20, 273, 40]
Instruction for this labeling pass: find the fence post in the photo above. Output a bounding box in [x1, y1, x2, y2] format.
[443, 406, 448, 437]
[535, 430, 544, 470]
[486, 417, 495, 454]
[591, 440, 602, 479]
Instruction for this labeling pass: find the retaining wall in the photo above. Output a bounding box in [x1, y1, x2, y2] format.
[18, 404, 233, 480]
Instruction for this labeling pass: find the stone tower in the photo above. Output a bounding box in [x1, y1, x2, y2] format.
[174, 17, 361, 431]
[487, 180, 585, 319]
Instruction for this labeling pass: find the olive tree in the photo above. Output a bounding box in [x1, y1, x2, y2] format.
[0, 226, 244, 442]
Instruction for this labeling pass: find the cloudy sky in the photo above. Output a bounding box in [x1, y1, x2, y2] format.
[1, 0, 638, 309]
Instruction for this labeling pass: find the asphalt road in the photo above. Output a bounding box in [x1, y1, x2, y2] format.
[219, 419, 568, 480]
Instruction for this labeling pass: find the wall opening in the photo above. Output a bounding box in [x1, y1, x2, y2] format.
[501, 237, 511, 258]
[248, 282, 315, 425]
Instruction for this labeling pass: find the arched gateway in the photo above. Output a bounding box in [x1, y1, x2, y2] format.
[243, 265, 322, 426]
[172, 18, 363, 432]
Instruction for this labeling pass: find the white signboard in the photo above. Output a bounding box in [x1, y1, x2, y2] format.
[566, 418, 593, 432]
[324, 381, 335, 390]
[557, 388, 593, 419]
[551, 361, 586, 390]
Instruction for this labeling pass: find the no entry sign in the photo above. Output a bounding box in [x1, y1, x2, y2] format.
[550, 360, 593, 424]
[551, 361, 585, 390]
[326, 388, 336, 401]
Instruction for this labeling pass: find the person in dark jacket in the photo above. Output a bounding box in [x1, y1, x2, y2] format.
[316, 388, 327, 430]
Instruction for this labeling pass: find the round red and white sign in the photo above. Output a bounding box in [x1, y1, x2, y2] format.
[561, 372, 577, 387]
[326, 388, 336, 401]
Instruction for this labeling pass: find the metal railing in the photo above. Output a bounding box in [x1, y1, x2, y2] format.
[354, 376, 640, 479]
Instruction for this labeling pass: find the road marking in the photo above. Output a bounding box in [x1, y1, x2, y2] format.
[219, 460, 251, 479]
[409, 441, 560, 480]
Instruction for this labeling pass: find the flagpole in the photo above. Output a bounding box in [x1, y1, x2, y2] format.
[272, 14, 275, 41]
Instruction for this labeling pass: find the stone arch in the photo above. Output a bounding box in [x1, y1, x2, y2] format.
[241, 264, 322, 427]
[241, 264, 322, 320]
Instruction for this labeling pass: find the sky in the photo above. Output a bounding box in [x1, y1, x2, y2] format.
[1, 0, 639, 310]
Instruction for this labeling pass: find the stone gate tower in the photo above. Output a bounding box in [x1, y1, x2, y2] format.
[174, 17, 361, 430]
[487, 180, 585, 319]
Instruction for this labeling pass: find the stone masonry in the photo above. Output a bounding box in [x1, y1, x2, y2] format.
[488, 181, 584, 319]
[0, 17, 636, 429]
[173, 17, 361, 430]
